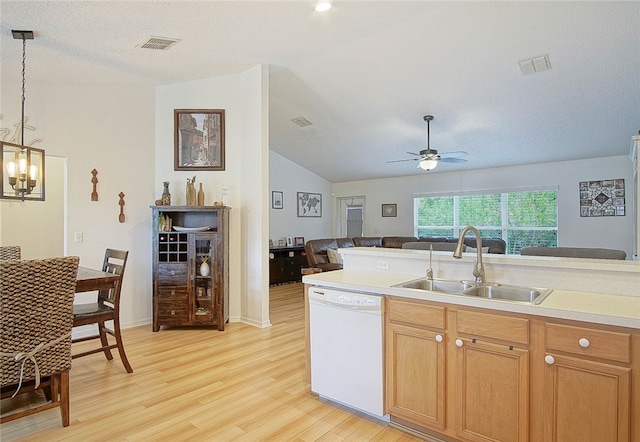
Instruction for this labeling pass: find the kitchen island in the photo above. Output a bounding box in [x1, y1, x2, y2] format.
[303, 247, 640, 442]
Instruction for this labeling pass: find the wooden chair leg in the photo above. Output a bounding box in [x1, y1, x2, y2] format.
[98, 321, 114, 360]
[60, 370, 70, 427]
[113, 319, 133, 373]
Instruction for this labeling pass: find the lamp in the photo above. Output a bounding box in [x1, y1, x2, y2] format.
[1, 30, 45, 201]
[419, 159, 438, 171]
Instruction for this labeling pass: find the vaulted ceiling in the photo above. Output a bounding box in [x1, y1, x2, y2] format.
[1, 1, 638, 182]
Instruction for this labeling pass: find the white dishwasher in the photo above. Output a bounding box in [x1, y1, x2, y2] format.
[308, 287, 387, 420]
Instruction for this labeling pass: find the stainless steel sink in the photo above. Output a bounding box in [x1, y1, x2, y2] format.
[394, 278, 552, 304]
[462, 284, 552, 304]
[394, 278, 471, 294]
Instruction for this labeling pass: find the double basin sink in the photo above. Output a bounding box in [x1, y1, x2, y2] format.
[394, 278, 553, 305]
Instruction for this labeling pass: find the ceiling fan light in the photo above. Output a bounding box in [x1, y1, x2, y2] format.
[419, 159, 438, 171]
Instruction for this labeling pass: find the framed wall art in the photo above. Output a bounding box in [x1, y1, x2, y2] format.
[297, 192, 322, 217]
[382, 203, 397, 217]
[174, 109, 225, 171]
[579, 179, 625, 217]
[272, 191, 283, 209]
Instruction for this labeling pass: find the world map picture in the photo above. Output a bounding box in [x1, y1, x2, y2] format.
[579, 179, 625, 217]
[297, 192, 322, 217]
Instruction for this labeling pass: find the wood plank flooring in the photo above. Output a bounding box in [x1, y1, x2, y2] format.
[1, 283, 422, 441]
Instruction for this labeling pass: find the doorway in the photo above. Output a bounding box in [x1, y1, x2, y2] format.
[337, 196, 366, 237]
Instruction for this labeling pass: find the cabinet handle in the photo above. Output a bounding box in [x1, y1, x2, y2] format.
[170, 290, 175, 295]
[545, 355, 555, 365]
[435, 334, 443, 343]
[578, 337, 590, 348]
[455, 338, 463, 347]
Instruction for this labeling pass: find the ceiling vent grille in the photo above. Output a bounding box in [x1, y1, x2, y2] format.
[137, 36, 180, 50]
[519, 54, 551, 75]
[291, 116, 312, 127]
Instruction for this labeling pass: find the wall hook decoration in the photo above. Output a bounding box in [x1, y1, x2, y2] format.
[118, 192, 125, 223]
[91, 169, 98, 201]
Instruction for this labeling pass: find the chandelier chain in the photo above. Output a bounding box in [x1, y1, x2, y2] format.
[21, 36, 27, 145]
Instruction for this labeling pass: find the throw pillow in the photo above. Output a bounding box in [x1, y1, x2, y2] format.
[326, 248, 342, 264]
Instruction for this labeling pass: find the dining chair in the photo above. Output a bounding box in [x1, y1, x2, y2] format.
[0, 245, 21, 261]
[72, 249, 133, 373]
[0, 255, 79, 427]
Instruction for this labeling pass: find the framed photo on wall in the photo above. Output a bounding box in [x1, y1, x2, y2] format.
[272, 191, 283, 209]
[174, 109, 225, 171]
[297, 192, 322, 217]
[382, 203, 397, 217]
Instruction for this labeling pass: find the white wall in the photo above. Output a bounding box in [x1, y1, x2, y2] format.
[1, 82, 156, 328]
[332, 155, 635, 257]
[155, 66, 270, 327]
[269, 150, 333, 243]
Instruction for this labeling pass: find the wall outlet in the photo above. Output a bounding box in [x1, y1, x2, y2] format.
[74, 232, 83, 243]
[377, 260, 389, 269]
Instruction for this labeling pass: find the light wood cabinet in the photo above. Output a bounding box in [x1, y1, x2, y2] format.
[454, 309, 530, 442]
[386, 298, 446, 430]
[151, 206, 230, 332]
[542, 321, 632, 442]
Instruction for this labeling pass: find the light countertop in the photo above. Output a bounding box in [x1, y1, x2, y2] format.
[303, 269, 640, 329]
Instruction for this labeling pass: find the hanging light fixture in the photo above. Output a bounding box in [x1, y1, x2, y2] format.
[1, 30, 45, 201]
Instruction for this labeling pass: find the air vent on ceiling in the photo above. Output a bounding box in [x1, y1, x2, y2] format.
[137, 36, 180, 51]
[291, 116, 312, 127]
[519, 54, 551, 75]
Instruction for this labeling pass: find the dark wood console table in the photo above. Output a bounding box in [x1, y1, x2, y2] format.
[269, 246, 308, 285]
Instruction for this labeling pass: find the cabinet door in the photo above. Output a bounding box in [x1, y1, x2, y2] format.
[191, 233, 216, 324]
[543, 353, 630, 442]
[386, 322, 446, 430]
[455, 338, 529, 442]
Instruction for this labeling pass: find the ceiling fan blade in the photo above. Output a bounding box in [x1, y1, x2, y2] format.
[406, 151, 422, 157]
[439, 157, 468, 163]
[439, 150, 468, 158]
[386, 158, 420, 163]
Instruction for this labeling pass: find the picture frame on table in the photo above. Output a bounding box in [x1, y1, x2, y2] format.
[297, 192, 322, 217]
[272, 191, 283, 209]
[174, 109, 225, 171]
[295, 236, 305, 246]
[382, 203, 397, 217]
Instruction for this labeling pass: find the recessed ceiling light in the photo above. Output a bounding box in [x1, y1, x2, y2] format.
[315, 1, 332, 12]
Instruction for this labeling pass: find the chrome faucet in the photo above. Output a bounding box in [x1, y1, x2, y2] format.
[453, 226, 485, 283]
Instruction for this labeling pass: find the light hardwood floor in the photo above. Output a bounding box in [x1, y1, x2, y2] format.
[1, 283, 422, 441]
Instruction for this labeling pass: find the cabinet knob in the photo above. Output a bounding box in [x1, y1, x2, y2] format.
[435, 334, 443, 343]
[170, 290, 175, 295]
[455, 338, 463, 347]
[545, 355, 555, 365]
[578, 337, 590, 348]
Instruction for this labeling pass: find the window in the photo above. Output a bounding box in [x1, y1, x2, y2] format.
[414, 189, 557, 254]
[338, 196, 365, 237]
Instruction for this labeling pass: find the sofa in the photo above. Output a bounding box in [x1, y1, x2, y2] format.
[304, 236, 507, 272]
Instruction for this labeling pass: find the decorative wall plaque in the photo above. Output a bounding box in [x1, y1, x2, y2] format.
[579, 179, 625, 217]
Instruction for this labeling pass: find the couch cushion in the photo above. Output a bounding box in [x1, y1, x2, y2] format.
[382, 236, 418, 248]
[353, 237, 383, 247]
[418, 237, 449, 243]
[403, 242, 463, 252]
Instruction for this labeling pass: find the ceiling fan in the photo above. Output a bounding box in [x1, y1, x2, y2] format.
[387, 115, 468, 171]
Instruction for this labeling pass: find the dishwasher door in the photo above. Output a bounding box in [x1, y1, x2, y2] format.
[308, 288, 386, 420]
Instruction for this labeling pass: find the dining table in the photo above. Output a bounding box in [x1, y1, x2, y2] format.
[75, 266, 120, 293]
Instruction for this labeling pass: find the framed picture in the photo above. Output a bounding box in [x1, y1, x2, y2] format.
[272, 191, 283, 209]
[297, 192, 322, 217]
[382, 203, 397, 217]
[174, 109, 225, 171]
[295, 236, 305, 246]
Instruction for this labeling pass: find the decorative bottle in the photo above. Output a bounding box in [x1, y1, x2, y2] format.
[186, 176, 196, 206]
[161, 181, 171, 206]
[197, 183, 205, 206]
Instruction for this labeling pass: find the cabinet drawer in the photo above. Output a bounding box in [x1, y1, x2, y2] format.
[457, 309, 529, 346]
[157, 286, 188, 300]
[157, 304, 189, 321]
[387, 297, 445, 329]
[158, 263, 188, 283]
[545, 323, 631, 363]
